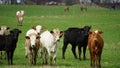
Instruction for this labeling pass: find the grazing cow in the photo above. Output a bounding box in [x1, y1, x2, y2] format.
[0, 25, 10, 60]
[88, 30, 104, 68]
[64, 6, 69, 11]
[40, 29, 63, 65]
[25, 33, 40, 65]
[0, 29, 21, 65]
[25, 25, 45, 58]
[80, 1, 87, 11]
[16, 10, 24, 26]
[62, 26, 91, 60]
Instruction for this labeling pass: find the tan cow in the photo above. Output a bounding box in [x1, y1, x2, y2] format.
[88, 30, 104, 68]
[64, 6, 69, 12]
[16, 10, 24, 26]
[25, 33, 40, 65]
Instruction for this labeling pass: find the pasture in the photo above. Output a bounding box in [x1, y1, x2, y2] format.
[0, 5, 120, 68]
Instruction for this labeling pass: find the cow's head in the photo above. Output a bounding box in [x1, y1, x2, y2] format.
[25, 33, 40, 48]
[83, 26, 91, 36]
[10, 29, 21, 39]
[89, 30, 103, 36]
[32, 25, 45, 35]
[0, 25, 10, 35]
[89, 30, 103, 38]
[20, 10, 24, 16]
[50, 29, 63, 42]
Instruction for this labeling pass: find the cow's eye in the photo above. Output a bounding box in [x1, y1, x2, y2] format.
[36, 36, 40, 39]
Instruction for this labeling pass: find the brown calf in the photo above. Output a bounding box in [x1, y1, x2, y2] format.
[64, 6, 69, 12]
[88, 30, 104, 68]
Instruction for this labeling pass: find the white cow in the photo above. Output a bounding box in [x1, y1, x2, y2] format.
[0, 25, 9, 59]
[25, 25, 45, 57]
[16, 10, 24, 26]
[40, 29, 63, 65]
[0, 25, 9, 35]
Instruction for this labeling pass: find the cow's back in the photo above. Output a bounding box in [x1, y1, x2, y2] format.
[40, 30, 54, 47]
[64, 28, 85, 44]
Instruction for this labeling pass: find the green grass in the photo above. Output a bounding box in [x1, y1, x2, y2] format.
[0, 5, 120, 68]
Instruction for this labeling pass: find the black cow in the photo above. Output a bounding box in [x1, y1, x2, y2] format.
[0, 29, 21, 65]
[62, 26, 91, 60]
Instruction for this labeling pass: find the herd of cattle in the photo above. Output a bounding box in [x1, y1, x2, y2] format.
[0, 25, 104, 68]
[0, 10, 104, 68]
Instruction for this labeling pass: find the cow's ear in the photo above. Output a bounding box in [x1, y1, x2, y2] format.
[90, 26, 92, 29]
[32, 26, 36, 30]
[41, 26, 46, 30]
[88, 31, 92, 34]
[60, 31, 63, 38]
[10, 30, 13, 33]
[99, 31, 103, 34]
[81, 29, 84, 33]
[19, 30, 22, 33]
[36, 36, 40, 39]
[50, 31, 54, 34]
[7, 27, 10, 30]
[25, 36, 30, 39]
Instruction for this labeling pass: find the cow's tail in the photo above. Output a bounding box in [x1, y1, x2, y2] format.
[94, 39, 99, 51]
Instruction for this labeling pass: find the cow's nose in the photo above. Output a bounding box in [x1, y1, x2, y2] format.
[31, 45, 35, 48]
[38, 33, 40, 35]
[57, 39, 60, 42]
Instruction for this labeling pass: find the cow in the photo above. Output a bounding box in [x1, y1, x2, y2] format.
[64, 6, 69, 12]
[40, 29, 63, 65]
[25, 32, 40, 65]
[0, 25, 10, 60]
[25, 25, 45, 58]
[62, 26, 91, 60]
[88, 30, 104, 68]
[80, 1, 87, 11]
[0, 25, 10, 35]
[0, 28, 21, 65]
[16, 10, 24, 26]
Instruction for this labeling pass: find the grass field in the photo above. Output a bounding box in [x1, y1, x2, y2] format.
[0, 5, 120, 68]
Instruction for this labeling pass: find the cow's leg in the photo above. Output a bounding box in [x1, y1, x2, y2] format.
[72, 45, 77, 59]
[20, 21, 22, 26]
[41, 48, 45, 64]
[17, 20, 20, 26]
[28, 51, 32, 65]
[50, 56, 53, 65]
[62, 41, 68, 59]
[78, 46, 82, 60]
[83, 45, 87, 60]
[25, 48, 28, 58]
[47, 49, 53, 65]
[0, 51, 2, 59]
[45, 50, 48, 65]
[4, 51, 7, 60]
[90, 51, 93, 68]
[33, 50, 37, 65]
[53, 52, 57, 65]
[6, 51, 10, 65]
[98, 54, 101, 68]
[10, 51, 14, 65]
[93, 54, 95, 68]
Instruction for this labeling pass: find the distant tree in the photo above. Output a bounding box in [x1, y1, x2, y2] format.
[11, 0, 16, 4]
[65, 0, 73, 5]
